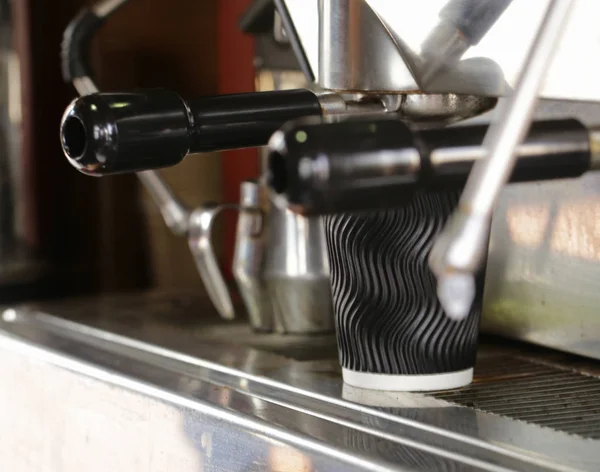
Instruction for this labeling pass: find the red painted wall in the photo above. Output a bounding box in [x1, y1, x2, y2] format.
[217, 0, 259, 278]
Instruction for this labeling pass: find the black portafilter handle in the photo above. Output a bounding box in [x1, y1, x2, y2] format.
[60, 88, 323, 176]
[267, 116, 592, 215]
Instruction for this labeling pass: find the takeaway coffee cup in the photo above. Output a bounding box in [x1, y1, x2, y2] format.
[324, 191, 482, 392]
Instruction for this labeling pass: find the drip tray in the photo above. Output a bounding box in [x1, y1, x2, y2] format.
[2, 292, 600, 471]
[432, 351, 600, 439]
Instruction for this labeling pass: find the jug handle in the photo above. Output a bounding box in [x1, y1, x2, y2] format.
[188, 204, 239, 320]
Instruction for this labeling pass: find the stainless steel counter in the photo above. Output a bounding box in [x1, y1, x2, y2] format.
[0, 292, 598, 471]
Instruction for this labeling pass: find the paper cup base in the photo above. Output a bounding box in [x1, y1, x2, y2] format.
[342, 367, 474, 392]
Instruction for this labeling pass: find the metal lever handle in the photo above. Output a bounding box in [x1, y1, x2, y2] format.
[187, 205, 239, 320]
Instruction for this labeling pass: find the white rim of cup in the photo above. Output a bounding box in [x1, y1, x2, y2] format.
[342, 367, 474, 392]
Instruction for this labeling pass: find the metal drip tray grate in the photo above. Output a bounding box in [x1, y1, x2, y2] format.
[431, 354, 600, 439]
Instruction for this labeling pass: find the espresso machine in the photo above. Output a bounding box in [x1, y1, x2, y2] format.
[2, 0, 600, 470]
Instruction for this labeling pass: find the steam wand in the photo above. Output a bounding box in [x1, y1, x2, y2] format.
[428, 0, 574, 320]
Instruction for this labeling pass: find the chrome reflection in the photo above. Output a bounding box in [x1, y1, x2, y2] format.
[551, 197, 600, 261]
[505, 204, 551, 249]
[483, 174, 600, 360]
[284, 0, 600, 101]
[269, 445, 314, 472]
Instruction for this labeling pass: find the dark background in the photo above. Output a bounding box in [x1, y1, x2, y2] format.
[14, 0, 258, 300]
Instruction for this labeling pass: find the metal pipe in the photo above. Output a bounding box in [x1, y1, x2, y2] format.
[136, 171, 189, 236]
[428, 0, 574, 321]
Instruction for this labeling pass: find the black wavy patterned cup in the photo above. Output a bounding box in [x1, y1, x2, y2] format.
[324, 190, 482, 391]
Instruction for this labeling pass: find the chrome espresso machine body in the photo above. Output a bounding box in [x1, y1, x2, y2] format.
[3, 0, 600, 470]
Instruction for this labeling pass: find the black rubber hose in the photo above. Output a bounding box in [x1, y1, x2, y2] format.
[61, 8, 105, 82]
[61, 1, 131, 84]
